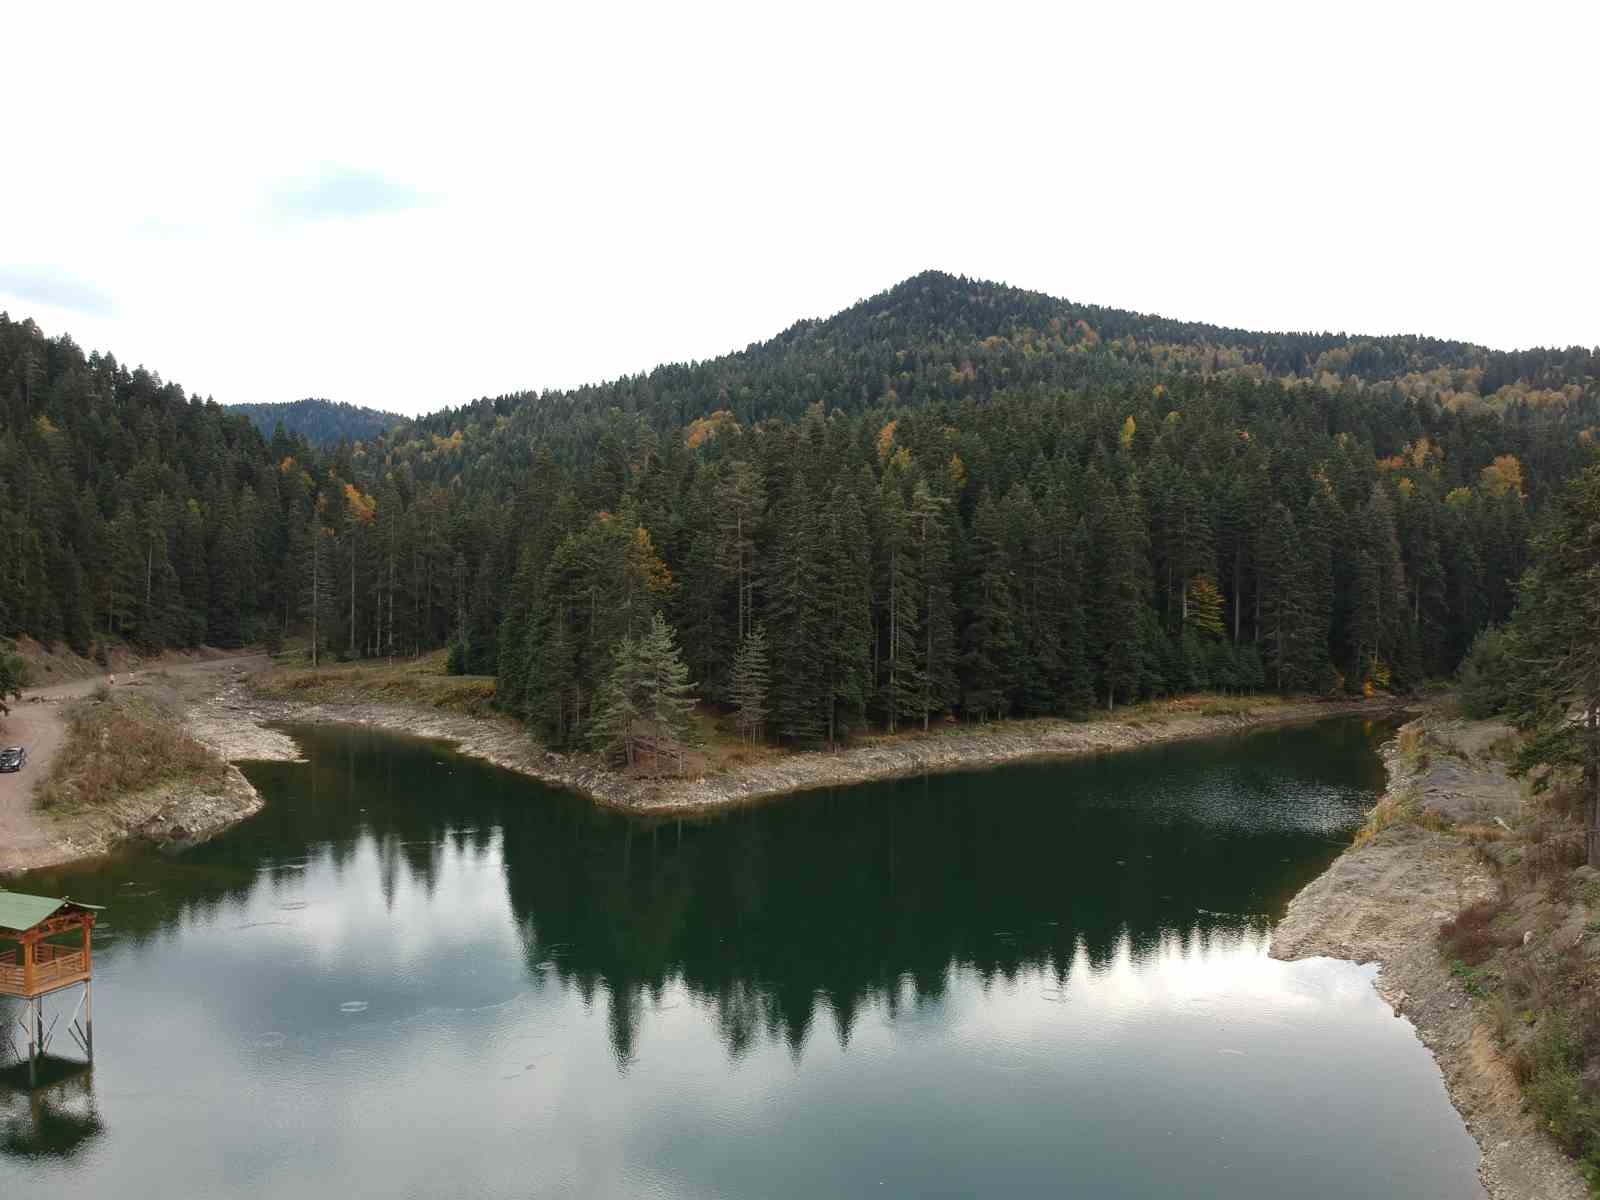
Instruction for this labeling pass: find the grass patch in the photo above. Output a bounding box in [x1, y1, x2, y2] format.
[253, 651, 498, 716]
[1352, 783, 1447, 847]
[38, 690, 226, 813]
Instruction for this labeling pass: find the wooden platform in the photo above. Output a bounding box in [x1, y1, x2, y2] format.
[0, 943, 90, 999]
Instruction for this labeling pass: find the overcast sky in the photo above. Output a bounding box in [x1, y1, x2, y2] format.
[4, 2, 1595, 416]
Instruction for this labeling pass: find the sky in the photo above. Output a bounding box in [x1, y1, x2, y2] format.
[3, 1, 1595, 417]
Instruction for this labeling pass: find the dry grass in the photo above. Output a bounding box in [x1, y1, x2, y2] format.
[38, 691, 227, 813]
[253, 650, 498, 716]
[1431, 730, 1600, 1182]
[1352, 784, 1447, 847]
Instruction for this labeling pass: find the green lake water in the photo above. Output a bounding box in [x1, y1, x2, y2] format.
[2, 717, 1484, 1198]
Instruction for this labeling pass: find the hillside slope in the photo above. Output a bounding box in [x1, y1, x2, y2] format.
[230, 398, 404, 446]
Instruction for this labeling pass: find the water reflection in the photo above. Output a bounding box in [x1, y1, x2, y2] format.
[25, 718, 1389, 1070]
[7, 718, 1489, 1200]
[0, 1057, 103, 1162]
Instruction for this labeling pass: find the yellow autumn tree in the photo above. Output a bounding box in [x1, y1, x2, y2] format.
[1480, 454, 1524, 498]
[1187, 575, 1225, 639]
[877, 419, 898, 462]
[1118, 415, 1136, 451]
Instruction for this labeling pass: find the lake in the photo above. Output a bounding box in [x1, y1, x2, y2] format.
[2, 717, 1483, 1198]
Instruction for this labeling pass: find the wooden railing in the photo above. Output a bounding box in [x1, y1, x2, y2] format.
[0, 943, 87, 996]
[0, 948, 23, 993]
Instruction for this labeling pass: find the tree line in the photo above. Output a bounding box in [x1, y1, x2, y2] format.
[3, 270, 1596, 760]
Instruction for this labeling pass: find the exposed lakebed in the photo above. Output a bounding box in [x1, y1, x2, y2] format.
[3, 717, 1483, 1198]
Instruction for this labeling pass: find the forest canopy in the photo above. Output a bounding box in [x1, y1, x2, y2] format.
[2, 272, 1596, 747]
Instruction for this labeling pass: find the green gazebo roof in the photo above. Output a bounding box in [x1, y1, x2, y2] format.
[0, 891, 103, 934]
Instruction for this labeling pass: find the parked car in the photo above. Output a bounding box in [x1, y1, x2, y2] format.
[0, 746, 26, 772]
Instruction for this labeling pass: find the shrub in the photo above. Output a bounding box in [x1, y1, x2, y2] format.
[1439, 898, 1513, 966]
[38, 695, 226, 812]
[1457, 625, 1515, 718]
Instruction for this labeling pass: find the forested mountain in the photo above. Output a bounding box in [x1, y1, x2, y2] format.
[3, 273, 1596, 751]
[230, 398, 404, 447]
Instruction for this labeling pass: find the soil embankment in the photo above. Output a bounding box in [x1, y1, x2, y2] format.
[1272, 713, 1589, 1200]
[0, 655, 273, 875]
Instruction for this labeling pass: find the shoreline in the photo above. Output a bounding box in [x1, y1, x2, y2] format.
[10, 667, 1573, 1192]
[0, 655, 273, 878]
[212, 681, 1411, 813]
[0, 764, 265, 877]
[6, 672, 1408, 875]
[1270, 712, 1588, 1200]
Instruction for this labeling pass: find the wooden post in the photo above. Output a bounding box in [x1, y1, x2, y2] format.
[82, 921, 95, 1061]
[22, 937, 34, 998]
[27, 998, 40, 1088]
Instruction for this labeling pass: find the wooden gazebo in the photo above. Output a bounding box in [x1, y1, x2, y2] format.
[0, 892, 101, 1085]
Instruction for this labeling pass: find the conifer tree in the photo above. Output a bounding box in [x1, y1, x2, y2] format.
[820, 489, 872, 746]
[877, 476, 920, 733]
[716, 461, 764, 645]
[1507, 464, 1600, 863]
[766, 477, 828, 743]
[910, 480, 957, 730]
[1085, 465, 1144, 710]
[959, 491, 1015, 720]
[730, 626, 770, 746]
[0, 652, 24, 716]
[592, 632, 646, 766]
[1258, 502, 1305, 692]
[638, 611, 698, 766]
[300, 515, 335, 666]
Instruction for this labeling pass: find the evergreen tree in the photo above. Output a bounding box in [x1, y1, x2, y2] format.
[1507, 464, 1600, 863]
[766, 477, 828, 743]
[909, 480, 957, 730]
[820, 489, 872, 746]
[959, 491, 1015, 720]
[0, 652, 25, 716]
[592, 632, 646, 766]
[730, 627, 770, 746]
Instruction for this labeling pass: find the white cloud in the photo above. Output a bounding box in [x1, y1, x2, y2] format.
[2, 0, 1594, 415]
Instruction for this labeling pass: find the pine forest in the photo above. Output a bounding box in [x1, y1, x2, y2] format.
[3, 271, 1596, 757]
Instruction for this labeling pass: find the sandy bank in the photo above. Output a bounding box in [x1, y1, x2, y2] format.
[1271, 714, 1588, 1200]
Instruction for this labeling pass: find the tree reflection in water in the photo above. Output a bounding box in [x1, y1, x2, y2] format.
[18, 717, 1390, 1073]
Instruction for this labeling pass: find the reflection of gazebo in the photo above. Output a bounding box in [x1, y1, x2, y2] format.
[0, 1056, 103, 1160]
[0, 893, 101, 1087]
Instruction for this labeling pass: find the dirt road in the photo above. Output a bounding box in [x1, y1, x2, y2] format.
[0, 655, 269, 873]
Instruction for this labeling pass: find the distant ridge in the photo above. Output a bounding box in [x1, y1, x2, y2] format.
[230, 398, 404, 446]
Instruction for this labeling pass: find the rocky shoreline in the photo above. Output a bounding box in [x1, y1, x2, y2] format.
[1, 763, 264, 875]
[204, 676, 1410, 812]
[1271, 714, 1589, 1200]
